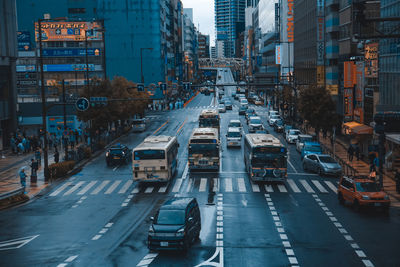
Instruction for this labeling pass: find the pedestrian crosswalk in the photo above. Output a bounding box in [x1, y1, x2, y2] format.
[49, 177, 339, 197]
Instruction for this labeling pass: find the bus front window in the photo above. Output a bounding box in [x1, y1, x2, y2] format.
[189, 144, 219, 157]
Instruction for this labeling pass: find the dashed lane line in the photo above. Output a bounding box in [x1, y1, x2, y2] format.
[277, 184, 288, 193]
[213, 178, 219, 192]
[144, 187, 154, 193]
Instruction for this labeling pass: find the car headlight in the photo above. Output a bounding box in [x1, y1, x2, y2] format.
[176, 228, 185, 237]
[362, 195, 370, 200]
[106, 152, 109, 157]
[148, 225, 155, 236]
[384, 195, 390, 200]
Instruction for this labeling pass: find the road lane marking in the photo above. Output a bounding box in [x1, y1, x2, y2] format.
[287, 179, 301, 193]
[91, 180, 110, 195]
[186, 178, 194, 192]
[312, 180, 328, 193]
[50, 182, 72, 196]
[287, 158, 298, 173]
[182, 163, 189, 179]
[171, 178, 183, 192]
[199, 178, 207, 192]
[0, 235, 39, 250]
[118, 180, 133, 194]
[213, 178, 219, 192]
[91, 235, 101, 240]
[105, 180, 121, 194]
[324, 181, 337, 193]
[64, 181, 85, 196]
[131, 186, 140, 194]
[277, 184, 287, 193]
[65, 255, 78, 262]
[264, 184, 274, 192]
[251, 182, 260, 192]
[152, 120, 169, 135]
[299, 179, 315, 193]
[136, 253, 159, 266]
[237, 178, 246, 192]
[158, 185, 167, 193]
[77, 181, 97, 195]
[144, 186, 154, 193]
[225, 178, 233, 192]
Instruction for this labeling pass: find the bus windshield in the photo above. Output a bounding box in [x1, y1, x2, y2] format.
[134, 149, 165, 160]
[252, 147, 287, 168]
[199, 118, 219, 128]
[189, 144, 219, 157]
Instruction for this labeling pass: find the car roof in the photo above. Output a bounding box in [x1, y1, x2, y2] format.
[250, 116, 261, 120]
[229, 119, 241, 123]
[110, 144, 126, 149]
[228, 127, 241, 132]
[304, 141, 320, 146]
[161, 197, 196, 210]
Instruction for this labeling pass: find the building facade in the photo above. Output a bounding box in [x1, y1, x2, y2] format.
[198, 34, 210, 58]
[215, 0, 246, 57]
[0, 0, 18, 148]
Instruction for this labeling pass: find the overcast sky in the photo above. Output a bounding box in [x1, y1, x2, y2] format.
[181, 0, 215, 46]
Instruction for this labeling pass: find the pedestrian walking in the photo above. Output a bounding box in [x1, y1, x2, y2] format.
[355, 145, 360, 161]
[35, 149, 41, 166]
[30, 158, 38, 184]
[347, 145, 354, 162]
[19, 169, 27, 189]
[395, 170, 400, 194]
[54, 149, 59, 163]
[69, 131, 75, 149]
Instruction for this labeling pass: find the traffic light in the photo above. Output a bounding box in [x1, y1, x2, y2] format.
[89, 97, 108, 108]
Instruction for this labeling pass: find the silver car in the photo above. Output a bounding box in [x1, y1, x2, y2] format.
[226, 127, 242, 147]
[303, 154, 342, 177]
[286, 129, 301, 144]
[296, 134, 313, 153]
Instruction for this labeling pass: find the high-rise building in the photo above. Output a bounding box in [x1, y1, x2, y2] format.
[216, 40, 225, 58]
[0, 0, 18, 148]
[211, 46, 217, 58]
[215, 0, 246, 57]
[183, 8, 198, 81]
[198, 34, 210, 58]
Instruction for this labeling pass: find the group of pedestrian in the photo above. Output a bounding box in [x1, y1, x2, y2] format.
[10, 133, 42, 155]
[347, 144, 360, 162]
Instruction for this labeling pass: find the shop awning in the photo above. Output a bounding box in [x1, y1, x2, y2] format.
[343, 121, 373, 135]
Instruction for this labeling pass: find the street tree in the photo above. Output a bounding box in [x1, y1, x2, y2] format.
[298, 85, 340, 139]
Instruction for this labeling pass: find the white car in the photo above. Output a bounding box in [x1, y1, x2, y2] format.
[286, 129, 301, 144]
[240, 98, 248, 109]
[228, 119, 242, 131]
[248, 116, 263, 133]
[268, 110, 279, 119]
[226, 127, 242, 147]
[268, 114, 281, 126]
[296, 134, 313, 153]
[218, 104, 226, 113]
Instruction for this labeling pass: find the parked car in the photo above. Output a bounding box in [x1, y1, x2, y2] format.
[268, 114, 281, 126]
[226, 127, 242, 147]
[338, 176, 390, 212]
[296, 134, 314, 153]
[283, 125, 293, 139]
[303, 154, 342, 177]
[238, 106, 247, 115]
[301, 141, 323, 158]
[248, 116, 263, 133]
[218, 104, 226, 113]
[132, 118, 146, 132]
[228, 119, 242, 131]
[148, 197, 201, 250]
[286, 129, 301, 144]
[225, 100, 233, 110]
[105, 144, 131, 166]
[273, 119, 284, 132]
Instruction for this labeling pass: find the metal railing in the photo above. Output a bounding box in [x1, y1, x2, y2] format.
[0, 187, 25, 201]
[321, 143, 357, 176]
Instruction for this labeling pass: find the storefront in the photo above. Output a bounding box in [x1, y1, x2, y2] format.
[342, 121, 374, 157]
[385, 134, 400, 171]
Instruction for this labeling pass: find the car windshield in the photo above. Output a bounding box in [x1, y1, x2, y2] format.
[229, 122, 241, 127]
[275, 120, 284, 126]
[156, 209, 185, 225]
[134, 149, 165, 160]
[247, 109, 255, 113]
[289, 130, 300, 135]
[305, 145, 322, 152]
[319, 156, 336, 163]
[110, 148, 124, 154]
[271, 115, 280, 119]
[227, 131, 241, 137]
[355, 182, 380, 192]
[240, 107, 246, 111]
[250, 118, 262, 124]
[225, 101, 232, 105]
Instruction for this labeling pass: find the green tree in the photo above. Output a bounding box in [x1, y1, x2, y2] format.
[298, 85, 340, 139]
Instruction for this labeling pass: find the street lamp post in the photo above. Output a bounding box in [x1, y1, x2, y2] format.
[140, 48, 153, 84]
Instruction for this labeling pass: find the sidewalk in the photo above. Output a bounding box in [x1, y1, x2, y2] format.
[316, 133, 400, 207]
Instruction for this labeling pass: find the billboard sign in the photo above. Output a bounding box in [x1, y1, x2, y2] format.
[17, 31, 31, 51]
[287, 0, 294, 42]
[343, 61, 356, 88]
[364, 43, 378, 78]
[42, 48, 101, 57]
[275, 45, 282, 64]
[35, 21, 103, 42]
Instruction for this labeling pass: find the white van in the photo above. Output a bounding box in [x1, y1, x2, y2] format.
[240, 98, 248, 109]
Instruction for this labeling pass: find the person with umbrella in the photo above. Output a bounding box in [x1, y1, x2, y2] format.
[19, 168, 27, 190]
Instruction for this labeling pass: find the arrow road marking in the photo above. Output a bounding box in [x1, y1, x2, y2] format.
[0, 235, 39, 250]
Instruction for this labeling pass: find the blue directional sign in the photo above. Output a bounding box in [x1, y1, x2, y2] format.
[75, 97, 89, 111]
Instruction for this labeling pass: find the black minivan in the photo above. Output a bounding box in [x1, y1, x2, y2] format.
[148, 197, 201, 250]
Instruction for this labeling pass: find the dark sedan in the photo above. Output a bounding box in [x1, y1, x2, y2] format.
[105, 144, 131, 166]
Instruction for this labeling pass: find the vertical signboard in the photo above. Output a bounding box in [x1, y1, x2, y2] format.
[287, 0, 294, 42]
[343, 61, 356, 88]
[344, 88, 353, 120]
[17, 31, 31, 51]
[275, 45, 282, 64]
[364, 43, 378, 78]
[316, 0, 325, 87]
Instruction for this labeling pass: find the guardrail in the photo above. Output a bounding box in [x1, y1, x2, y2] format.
[0, 187, 25, 201]
[321, 143, 357, 176]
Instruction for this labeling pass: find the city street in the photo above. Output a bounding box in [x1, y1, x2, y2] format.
[0, 69, 399, 267]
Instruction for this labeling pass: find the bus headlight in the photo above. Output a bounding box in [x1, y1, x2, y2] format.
[273, 169, 282, 178]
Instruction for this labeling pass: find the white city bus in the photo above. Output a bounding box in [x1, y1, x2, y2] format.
[188, 128, 220, 171]
[132, 135, 179, 182]
[199, 109, 220, 137]
[244, 134, 287, 182]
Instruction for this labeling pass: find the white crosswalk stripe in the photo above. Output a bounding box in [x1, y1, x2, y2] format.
[78, 181, 97, 195]
[105, 180, 121, 194]
[172, 178, 183, 192]
[225, 178, 233, 192]
[299, 179, 315, 193]
[312, 180, 328, 193]
[199, 178, 207, 192]
[213, 178, 219, 192]
[50, 182, 72, 196]
[118, 180, 133, 194]
[251, 182, 260, 192]
[144, 187, 154, 193]
[265, 184, 274, 192]
[132, 186, 140, 194]
[324, 181, 338, 194]
[237, 178, 246, 192]
[64, 181, 85, 196]
[277, 184, 288, 193]
[287, 179, 301, 193]
[158, 185, 168, 193]
[186, 178, 194, 192]
[91, 180, 110, 195]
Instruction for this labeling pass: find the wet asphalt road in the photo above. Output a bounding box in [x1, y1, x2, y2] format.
[0, 69, 399, 267]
